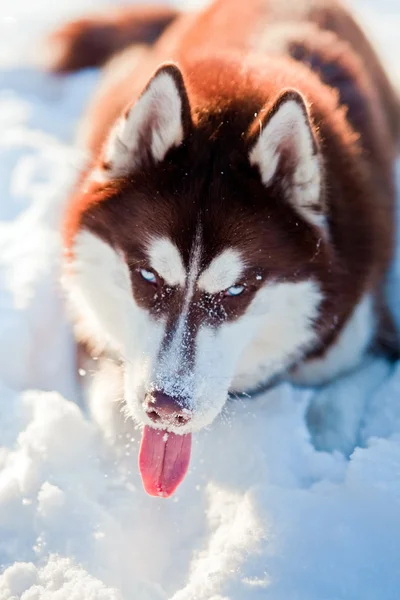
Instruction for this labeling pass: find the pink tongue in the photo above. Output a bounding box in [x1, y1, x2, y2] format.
[139, 425, 192, 497]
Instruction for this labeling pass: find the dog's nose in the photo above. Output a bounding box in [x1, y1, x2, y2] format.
[144, 391, 191, 427]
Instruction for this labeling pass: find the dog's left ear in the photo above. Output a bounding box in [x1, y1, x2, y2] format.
[249, 89, 324, 228]
[102, 63, 192, 178]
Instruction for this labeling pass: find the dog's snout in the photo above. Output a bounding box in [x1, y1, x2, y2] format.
[144, 391, 191, 427]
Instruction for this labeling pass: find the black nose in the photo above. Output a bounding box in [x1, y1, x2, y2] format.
[144, 391, 191, 427]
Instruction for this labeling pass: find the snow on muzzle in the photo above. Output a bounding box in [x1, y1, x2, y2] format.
[139, 391, 192, 497]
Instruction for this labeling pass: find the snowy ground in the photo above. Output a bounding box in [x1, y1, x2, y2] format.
[1, 0, 400, 598]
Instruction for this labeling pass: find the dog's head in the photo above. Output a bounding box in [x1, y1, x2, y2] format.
[65, 63, 330, 492]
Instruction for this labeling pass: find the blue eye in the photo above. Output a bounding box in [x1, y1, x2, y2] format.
[139, 268, 157, 284]
[225, 284, 245, 297]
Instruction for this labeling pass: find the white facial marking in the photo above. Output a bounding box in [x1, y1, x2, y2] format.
[147, 237, 186, 287]
[198, 249, 245, 294]
[154, 229, 202, 402]
[65, 231, 327, 436]
[65, 231, 165, 359]
[290, 294, 375, 385]
[231, 279, 323, 391]
[186, 229, 202, 299]
[250, 96, 324, 228]
[104, 71, 184, 177]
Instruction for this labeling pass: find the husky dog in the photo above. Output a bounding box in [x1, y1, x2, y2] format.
[43, 0, 399, 496]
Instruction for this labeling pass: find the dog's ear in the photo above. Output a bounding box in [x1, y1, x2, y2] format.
[101, 63, 192, 178]
[249, 89, 324, 228]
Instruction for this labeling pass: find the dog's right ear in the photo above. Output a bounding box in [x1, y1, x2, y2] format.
[100, 63, 192, 178]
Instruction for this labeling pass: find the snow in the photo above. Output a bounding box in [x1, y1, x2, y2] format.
[1, 0, 400, 598]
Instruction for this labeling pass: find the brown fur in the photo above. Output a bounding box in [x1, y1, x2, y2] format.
[42, 5, 178, 72]
[48, 0, 399, 374]
[54, 0, 399, 157]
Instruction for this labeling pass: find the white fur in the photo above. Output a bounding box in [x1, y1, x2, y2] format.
[126, 273, 322, 432]
[290, 294, 375, 386]
[249, 97, 324, 228]
[147, 237, 186, 287]
[104, 71, 184, 177]
[231, 280, 323, 392]
[64, 231, 165, 361]
[186, 280, 322, 427]
[66, 229, 325, 434]
[153, 230, 203, 401]
[198, 249, 244, 294]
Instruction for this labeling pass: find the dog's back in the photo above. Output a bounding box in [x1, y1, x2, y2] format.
[45, 0, 399, 157]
